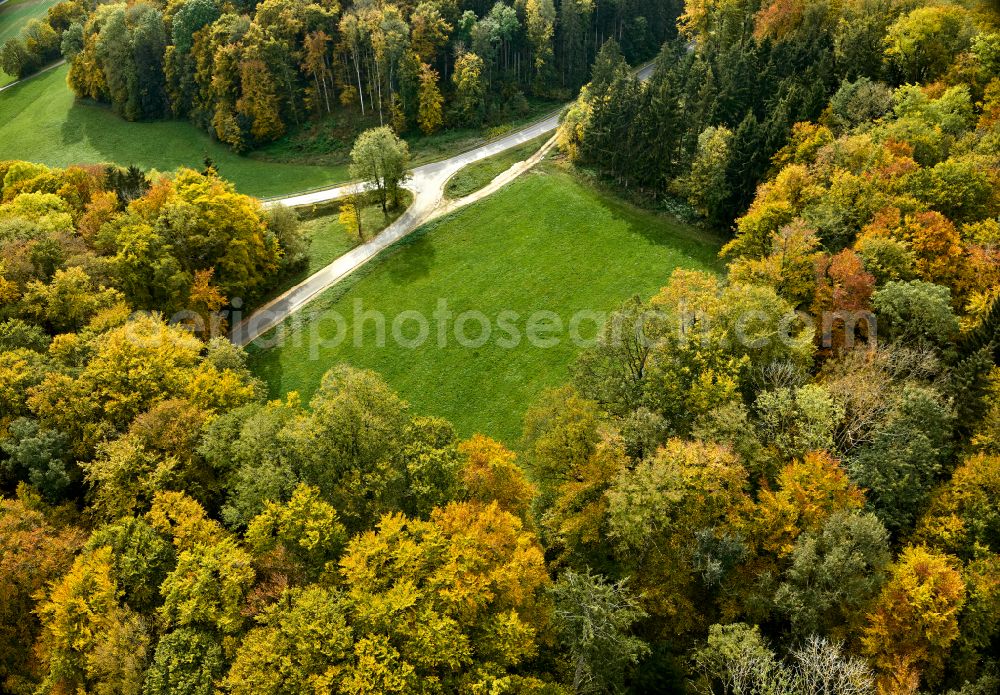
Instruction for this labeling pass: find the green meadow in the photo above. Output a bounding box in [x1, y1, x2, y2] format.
[0, 64, 345, 197]
[250, 165, 722, 444]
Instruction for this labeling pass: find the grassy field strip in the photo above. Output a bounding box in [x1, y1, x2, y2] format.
[0, 61, 566, 198]
[0, 0, 60, 86]
[443, 133, 553, 199]
[0, 64, 345, 197]
[249, 166, 723, 444]
[260, 194, 413, 307]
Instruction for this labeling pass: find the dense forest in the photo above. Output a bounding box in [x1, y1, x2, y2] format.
[559, 0, 1000, 224]
[3, 0, 1000, 693]
[5, 150, 1000, 692]
[2, 0, 679, 150]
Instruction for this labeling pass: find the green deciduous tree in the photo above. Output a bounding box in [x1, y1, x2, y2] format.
[399, 416, 460, 518]
[286, 365, 410, 530]
[575, 270, 814, 435]
[775, 510, 891, 639]
[171, 0, 219, 54]
[606, 439, 749, 636]
[158, 537, 255, 636]
[349, 127, 410, 214]
[884, 5, 974, 83]
[0, 38, 30, 79]
[144, 627, 225, 695]
[83, 517, 175, 612]
[848, 385, 953, 534]
[754, 384, 844, 462]
[199, 401, 300, 530]
[872, 280, 959, 350]
[670, 125, 732, 220]
[224, 587, 353, 695]
[245, 483, 347, 583]
[20, 266, 123, 333]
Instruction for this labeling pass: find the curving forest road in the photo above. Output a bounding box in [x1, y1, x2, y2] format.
[230, 63, 658, 346]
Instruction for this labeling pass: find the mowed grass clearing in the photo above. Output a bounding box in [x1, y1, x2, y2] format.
[444, 133, 551, 199]
[0, 64, 346, 197]
[0, 0, 59, 86]
[249, 165, 723, 444]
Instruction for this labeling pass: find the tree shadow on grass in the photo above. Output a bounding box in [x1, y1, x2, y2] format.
[386, 225, 437, 285]
[603, 201, 726, 273]
[58, 101, 87, 147]
[66, 100, 193, 170]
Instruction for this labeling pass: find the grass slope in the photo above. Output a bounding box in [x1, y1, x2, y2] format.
[0, 0, 60, 86]
[444, 133, 550, 199]
[0, 62, 561, 197]
[0, 65, 344, 197]
[249, 165, 723, 444]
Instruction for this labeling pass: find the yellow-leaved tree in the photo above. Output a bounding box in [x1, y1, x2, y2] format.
[417, 61, 444, 135]
[861, 545, 966, 694]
